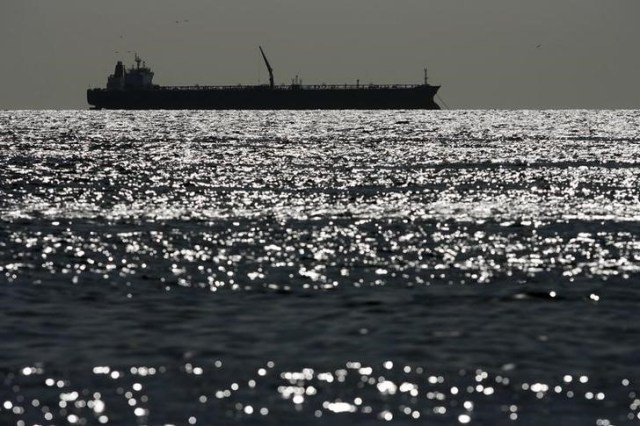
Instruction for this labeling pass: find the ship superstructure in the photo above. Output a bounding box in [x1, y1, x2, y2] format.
[106, 55, 155, 90]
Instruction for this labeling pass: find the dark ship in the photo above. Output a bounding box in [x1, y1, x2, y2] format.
[87, 48, 441, 110]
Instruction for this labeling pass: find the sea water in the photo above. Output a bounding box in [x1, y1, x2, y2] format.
[1, 110, 640, 425]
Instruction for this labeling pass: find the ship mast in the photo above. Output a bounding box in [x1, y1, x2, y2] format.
[259, 46, 275, 88]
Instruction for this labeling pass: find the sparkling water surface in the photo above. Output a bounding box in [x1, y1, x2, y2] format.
[1, 110, 640, 425]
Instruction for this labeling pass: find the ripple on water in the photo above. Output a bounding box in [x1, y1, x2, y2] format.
[1, 110, 640, 424]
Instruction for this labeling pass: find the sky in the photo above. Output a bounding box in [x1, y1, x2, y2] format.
[1, 0, 639, 109]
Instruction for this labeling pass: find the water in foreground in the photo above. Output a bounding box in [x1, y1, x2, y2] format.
[1, 110, 640, 425]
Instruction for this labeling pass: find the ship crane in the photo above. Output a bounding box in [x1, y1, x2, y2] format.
[259, 46, 275, 88]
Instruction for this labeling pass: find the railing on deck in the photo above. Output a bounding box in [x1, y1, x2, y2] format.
[158, 83, 424, 91]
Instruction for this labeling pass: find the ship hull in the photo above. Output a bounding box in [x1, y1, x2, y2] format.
[87, 85, 440, 110]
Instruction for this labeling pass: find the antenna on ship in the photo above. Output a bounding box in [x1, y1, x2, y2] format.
[424, 68, 428, 85]
[259, 46, 275, 88]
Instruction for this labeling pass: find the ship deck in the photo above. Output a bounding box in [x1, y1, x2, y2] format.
[157, 83, 425, 91]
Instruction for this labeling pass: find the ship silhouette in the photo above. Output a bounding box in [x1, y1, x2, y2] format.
[87, 48, 441, 110]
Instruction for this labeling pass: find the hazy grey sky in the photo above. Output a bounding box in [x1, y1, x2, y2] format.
[1, 0, 639, 109]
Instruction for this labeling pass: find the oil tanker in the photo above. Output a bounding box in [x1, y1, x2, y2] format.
[87, 48, 441, 110]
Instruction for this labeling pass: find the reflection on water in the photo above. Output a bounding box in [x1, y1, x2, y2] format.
[3, 361, 638, 425]
[1, 110, 639, 424]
